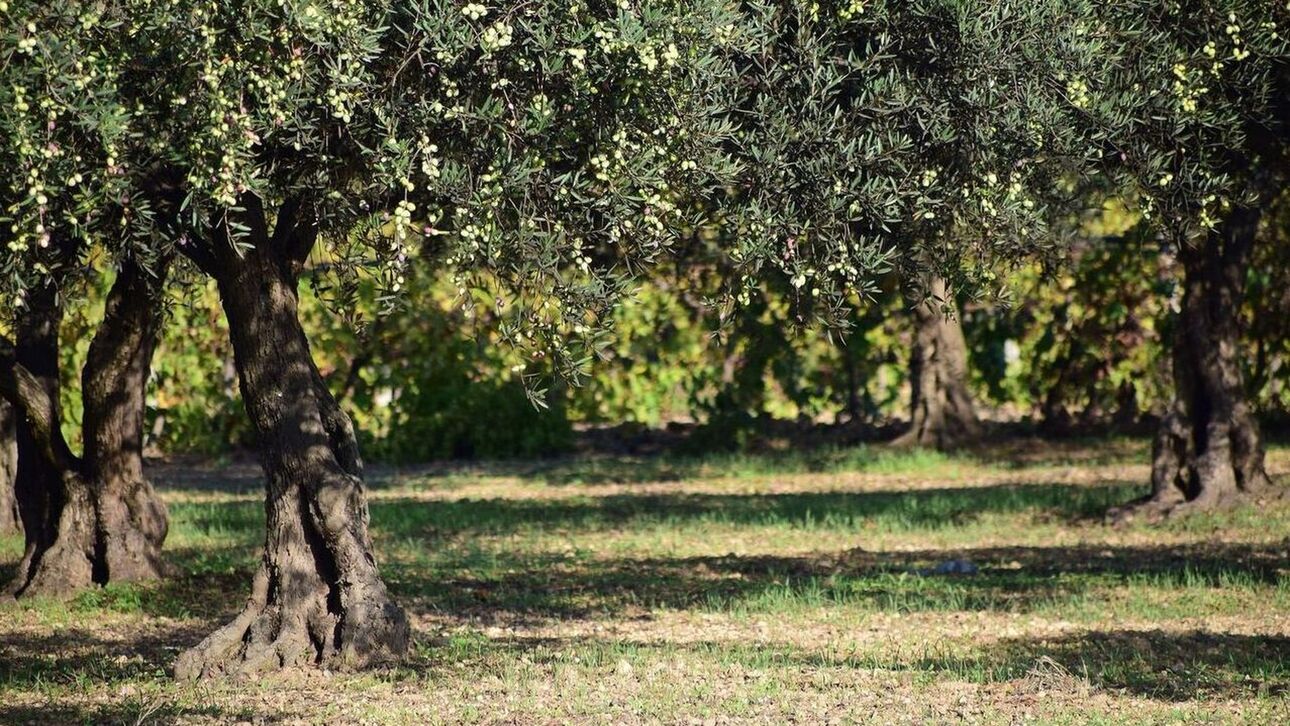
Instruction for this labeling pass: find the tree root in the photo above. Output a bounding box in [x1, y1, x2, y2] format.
[174, 564, 409, 680]
[1106, 486, 1283, 526]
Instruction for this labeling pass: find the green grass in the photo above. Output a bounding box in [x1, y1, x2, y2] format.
[400, 441, 983, 487]
[1, 438, 1288, 723]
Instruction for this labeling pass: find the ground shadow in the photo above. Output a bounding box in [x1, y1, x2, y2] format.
[170, 481, 1140, 545]
[420, 627, 1289, 702]
[0, 624, 210, 687]
[152, 481, 1286, 621]
[0, 702, 243, 726]
[974, 629, 1290, 701]
[0, 624, 268, 724]
[19, 536, 1283, 632]
[383, 539, 1288, 619]
[142, 432, 1152, 490]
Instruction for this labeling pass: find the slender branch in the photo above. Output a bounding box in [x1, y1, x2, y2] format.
[178, 233, 220, 277]
[271, 197, 319, 267]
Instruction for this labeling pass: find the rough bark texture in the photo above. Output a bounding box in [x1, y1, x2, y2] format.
[174, 200, 408, 679]
[2, 281, 89, 597]
[1109, 208, 1276, 523]
[1, 262, 169, 597]
[893, 276, 981, 450]
[80, 261, 171, 583]
[0, 400, 18, 535]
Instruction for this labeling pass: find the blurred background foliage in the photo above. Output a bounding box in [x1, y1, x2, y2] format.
[49, 195, 1290, 462]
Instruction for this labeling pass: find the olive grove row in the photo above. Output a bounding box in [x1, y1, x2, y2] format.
[0, 0, 1286, 677]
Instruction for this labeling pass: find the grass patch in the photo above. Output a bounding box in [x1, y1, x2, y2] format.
[1, 438, 1288, 723]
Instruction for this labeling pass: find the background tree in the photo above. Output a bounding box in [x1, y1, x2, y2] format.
[892, 274, 980, 448]
[717, 1, 1101, 450]
[1243, 189, 1290, 418]
[0, 401, 16, 534]
[0, 263, 172, 597]
[65, 0, 741, 677]
[0, 4, 171, 596]
[1067, 0, 1290, 519]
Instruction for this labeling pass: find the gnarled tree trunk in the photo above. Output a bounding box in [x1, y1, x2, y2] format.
[893, 275, 981, 450]
[1110, 208, 1274, 523]
[1, 261, 170, 597]
[175, 200, 408, 679]
[3, 281, 89, 597]
[81, 260, 171, 583]
[0, 401, 18, 535]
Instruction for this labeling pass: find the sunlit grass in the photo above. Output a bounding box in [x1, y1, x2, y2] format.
[1, 438, 1288, 723]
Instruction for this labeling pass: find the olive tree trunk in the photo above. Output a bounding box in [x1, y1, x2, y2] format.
[1, 262, 169, 597]
[0, 401, 18, 535]
[174, 200, 408, 679]
[1110, 208, 1274, 522]
[3, 281, 88, 597]
[81, 261, 171, 582]
[893, 275, 981, 449]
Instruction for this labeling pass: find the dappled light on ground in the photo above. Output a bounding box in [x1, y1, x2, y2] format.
[2, 442, 1288, 723]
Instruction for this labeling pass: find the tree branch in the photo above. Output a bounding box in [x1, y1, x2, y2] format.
[272, 197, 319, 267]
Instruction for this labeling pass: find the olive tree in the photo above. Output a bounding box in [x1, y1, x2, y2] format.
[0, 4, 170, 597]
[22, 0, 739, 677]
[1068, 0, 1290, 519]
[716, 0, 1099, 448]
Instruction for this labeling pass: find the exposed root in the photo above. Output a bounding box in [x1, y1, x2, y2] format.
[1106, 487, 1277, 526]
[174, 562, 409, 680]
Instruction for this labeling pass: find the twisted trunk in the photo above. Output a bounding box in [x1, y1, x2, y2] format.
[1, 262, 169, 597]
[81, 261, 171, 582]
[3, 282, 88, 596]
[0, 401, 17, 535]
[1110, 208, 1274, 522]
[893, 276, 981, 449]
[175, 201, 408, 679]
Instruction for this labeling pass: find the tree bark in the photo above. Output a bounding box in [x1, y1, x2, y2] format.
[1110, 208, 1275, 522]
[1, 261, 170, 597]
[893, 276, 981, 449]
[81, 260, 171, 583]
[0, 400, 18, 535]
[2, 281, 93, 596]
[174, 200, 408, 679]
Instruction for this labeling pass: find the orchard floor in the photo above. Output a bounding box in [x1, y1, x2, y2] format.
[2, 438, 1289, 724]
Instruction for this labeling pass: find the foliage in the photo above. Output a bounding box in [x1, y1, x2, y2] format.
[1071, 0, 1290, 237]
[963, 199, 1170, 427]
[0, 4, 143, 306]
[1244, 190, 1290, 415]
[4, 0, 1290, 463]
[147, 278, 250, 454]
[2, 0, 743, 387]
[305, 266, 574, 462]
[713, 0, 1105, 326]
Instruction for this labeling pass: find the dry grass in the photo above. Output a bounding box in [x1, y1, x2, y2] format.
[1, 439, 1288, 724]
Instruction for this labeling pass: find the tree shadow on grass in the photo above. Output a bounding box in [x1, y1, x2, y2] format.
[144, 434, 1154, 490]
[977, 629, 1290, 701]
[4, 477, 1283, 626]
[0, 625, 261, 725]
[0, 702, 243, 726]
[20, 536, 1282, 643]
[385, 539, 1288, 620]
[422, 628, 1289, 702]
[165, 482, 1142, 569]
[0, 624, 210, 687]
[360, 481, 1138, 537]
[154, 481, 1287, 621]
